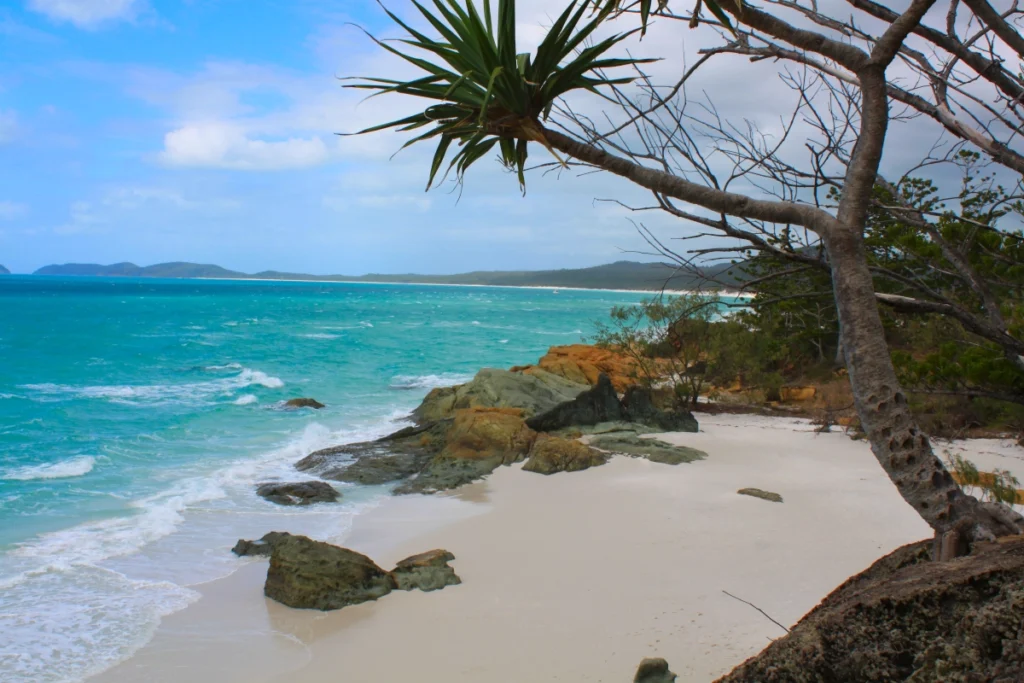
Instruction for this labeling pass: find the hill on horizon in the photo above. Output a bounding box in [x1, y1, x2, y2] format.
[0, 264, 9, 275]
[31, 260, 743, 291]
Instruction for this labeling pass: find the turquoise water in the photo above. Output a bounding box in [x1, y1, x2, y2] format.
[0, 276, 644, 683]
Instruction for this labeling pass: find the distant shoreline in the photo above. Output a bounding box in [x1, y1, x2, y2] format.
[13, 272, 755, 298]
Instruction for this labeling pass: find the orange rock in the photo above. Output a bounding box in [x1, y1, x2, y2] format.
[520, 344, 643, 392]
[780, 386, 817, 402]
[441, 407, 536, 463]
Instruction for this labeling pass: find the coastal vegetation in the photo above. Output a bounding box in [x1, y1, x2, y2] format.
[348, 0, 1024, 555]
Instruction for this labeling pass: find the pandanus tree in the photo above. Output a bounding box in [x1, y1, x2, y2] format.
[346, 0, 1024, 556]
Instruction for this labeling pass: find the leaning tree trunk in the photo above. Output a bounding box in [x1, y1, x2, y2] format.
[823, 226, 1024, 557]
[535, 124, 1023, 557]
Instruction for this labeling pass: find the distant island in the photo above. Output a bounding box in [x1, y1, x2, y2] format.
[31, 260, 742, 291]
[0, 264, 9, 275]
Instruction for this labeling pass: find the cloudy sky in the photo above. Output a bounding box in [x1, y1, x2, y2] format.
[1, 0, 980, 275]
[1, 0, 714, 275]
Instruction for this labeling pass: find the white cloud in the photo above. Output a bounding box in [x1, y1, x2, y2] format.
[28, 0, 139, 28]
[0, 201, 28, 220]
[158, 123, 330, 170]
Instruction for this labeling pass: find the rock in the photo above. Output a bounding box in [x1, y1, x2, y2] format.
[737, 488, 783, 503]
[589, 433, 707, 465]
[284, 397, 325, 409]
[621, 385, 698, 432]
[523, 434, 608, 475]
[295, 421, 446, 485]
[780, 386, 816, 402]
[526, 374, 624, 432]
[255, 481, 340, 506]
[412, 368, 587, 424]
[518, 344, 643, 392]
[714, 536, 1024, 683]
[232, 531, 290, 557]
[634, 658, 677, 683]
[396, 408, 537, 494]
[391, 549, 461, 592]
[264, 533, 397, 610]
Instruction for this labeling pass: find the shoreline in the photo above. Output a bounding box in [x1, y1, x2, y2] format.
[15, 273, 756, 298]
[91, 414, 943, 683]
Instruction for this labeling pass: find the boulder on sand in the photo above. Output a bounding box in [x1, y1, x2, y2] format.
[255, 481, 339, 506]
[391, 549, 461, 592]
[395, 407, 537, 494]
[295, 422, 446, 485]
[412, 368, 588, 424]
[737, 488, 783, 503]
[284, 398, 325, 409]
[634, 658, 677, 683]
[522, 434, 608, 475]
[525, 374, 624, 432]
[589, 433, 707, 465]
[264, 533, 397, 610]
[714, 536, 1024, 682]
[232, 531, 290, 557]
[621, 386, 698, 433]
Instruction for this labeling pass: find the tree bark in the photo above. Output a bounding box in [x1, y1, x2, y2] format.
[822, 226, 1023, 552]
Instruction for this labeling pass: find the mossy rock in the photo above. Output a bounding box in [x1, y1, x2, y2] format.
[737, 488, 783, 503]
[522, 434, 608, 475]
[391, 549, 461, 592]
[590, 433, 707, 465]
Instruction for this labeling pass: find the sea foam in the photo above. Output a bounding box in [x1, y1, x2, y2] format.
[389, 373, 474, 390]
[2, 456, 96, 482]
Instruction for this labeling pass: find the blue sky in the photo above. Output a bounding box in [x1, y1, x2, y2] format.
[0, 0, 677, 275]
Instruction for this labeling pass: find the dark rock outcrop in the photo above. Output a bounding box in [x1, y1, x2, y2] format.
[590, 433, 707, 465]
[621, 386, 698, 433]
[295, 422, 446, 485]
[737, 488, 783, 503]
[255, 481, 339, 506]
[284, 397, 325, 409]
[395, 408, 536, 494]
[715, 536, 1024, 683]
[525, 374, 624, 432]
[232, 531, 290, 557]
[413, 368, 587, 423]
[264, 533, 397, 610]
[634, 658, 677, 683]
[391, 549, 461, 592]
[522, 434, 608, 475]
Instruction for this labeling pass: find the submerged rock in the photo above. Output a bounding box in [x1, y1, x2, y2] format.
[714, 536, 1024, 682]
[255, 481, 339, 506]
[395, 408, 536, 494]
[232, 531, 290, 557]
[412, 368, 588, 424]
[284, 397, 325, 409]
[590, 433, 707, 465]
[737, 488, 783, 503]
[264, 533, 397, 611]
[523, 434, 608, 475]
[634, 658, 677, 683]
[392, 549, 461, 592]
[525, 374, 623, 432]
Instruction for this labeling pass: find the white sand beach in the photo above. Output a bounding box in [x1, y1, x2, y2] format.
[92, 414, 1023, 683]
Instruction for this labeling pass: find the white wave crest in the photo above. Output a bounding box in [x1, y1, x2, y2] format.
[233, 394, 258, 406]
[2, 456, 97, 482]
[300, 333, 339, 340]
[390, 373, 474, 390]
[20, 367, 283, 406]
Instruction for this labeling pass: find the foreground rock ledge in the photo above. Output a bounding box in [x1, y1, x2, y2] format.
[713, 535, 1024, 682]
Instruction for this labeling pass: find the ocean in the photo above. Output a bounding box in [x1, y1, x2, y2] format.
[0, 276, 645, 683]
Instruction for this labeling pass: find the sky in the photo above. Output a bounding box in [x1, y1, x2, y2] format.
[0, 0, 998, 275]
[0, 0, 698, 275]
